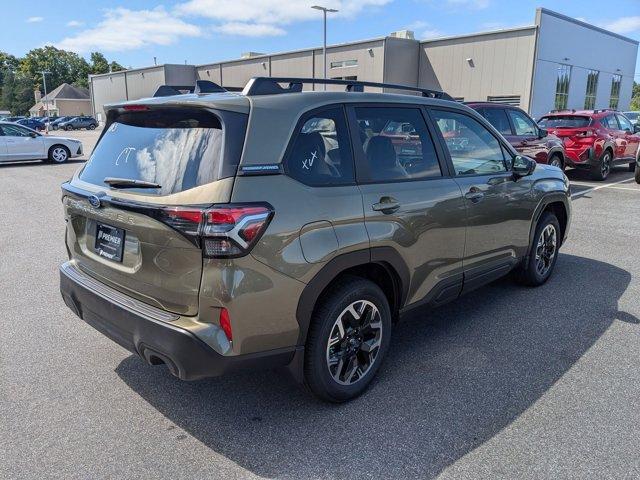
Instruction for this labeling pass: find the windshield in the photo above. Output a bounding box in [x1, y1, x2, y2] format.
[624, 112, 638, 121]
[538, 116, 591, 128]
[79, 108, 245, 195]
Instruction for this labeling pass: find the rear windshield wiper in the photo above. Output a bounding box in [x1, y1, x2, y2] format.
[103, 177, 162, 189]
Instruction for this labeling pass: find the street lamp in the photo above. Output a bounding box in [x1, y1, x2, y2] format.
[39, 71, 51, 133]
[311, 5, 338, 90]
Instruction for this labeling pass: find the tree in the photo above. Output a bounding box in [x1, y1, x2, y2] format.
[0, 51, 19, 110]
[19, 46, 90, 92]
[1, 70, 34, 115]
[90, 52, 110, 75]
[631, 82, 640, 111]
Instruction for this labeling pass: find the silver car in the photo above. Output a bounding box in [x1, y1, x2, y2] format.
[0, 122, 83, 163]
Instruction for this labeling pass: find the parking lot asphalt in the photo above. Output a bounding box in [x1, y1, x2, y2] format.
[1, 158, 639, 479]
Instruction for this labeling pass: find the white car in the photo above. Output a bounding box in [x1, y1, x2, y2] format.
[0, 122, 83, 163]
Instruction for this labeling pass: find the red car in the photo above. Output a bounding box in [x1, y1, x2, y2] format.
[538, 109, 640, 181]
[467, 103, 566, 169]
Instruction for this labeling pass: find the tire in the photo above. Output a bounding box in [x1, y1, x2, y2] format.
[515, 212, 561, 287]
[47, 145, 70, 164]
[628, 162, 636, 172]
[590, 150, 612, 181]
[88, 124, 96, 130]
[636, 162, 640, 185]
[64, 125, 73, 131]
[548, 154, 564, 171]
[304, 276, 392, 402]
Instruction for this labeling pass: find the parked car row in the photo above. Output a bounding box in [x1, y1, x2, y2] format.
[469, 104, 640, 181]
[1, 115, 99, 132]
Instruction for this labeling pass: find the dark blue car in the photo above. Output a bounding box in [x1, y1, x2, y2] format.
[16, 118, 45, 131]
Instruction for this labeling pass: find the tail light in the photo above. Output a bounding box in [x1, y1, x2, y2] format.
[158, 204, 274, 258]
[573, 129, 594, 138]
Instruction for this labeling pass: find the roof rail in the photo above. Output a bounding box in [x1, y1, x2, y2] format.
[153, 80, 226, 97]
[242, 77, 453, 100]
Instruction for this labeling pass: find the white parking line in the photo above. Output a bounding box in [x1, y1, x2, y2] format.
[571, 177, 636, 198]
[601, 186, 640, 192]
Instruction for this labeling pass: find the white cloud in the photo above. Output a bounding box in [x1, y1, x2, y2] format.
[444, 0, 491, 11]
[56, 7, 202, 53]
[602, 16, 640, 34]
[406, 21, 444, 39]
[215, 23, 286, 36]
[66, 20, 84, 28]
[177, 0, 391, 36]
[27, 16, 44, 23]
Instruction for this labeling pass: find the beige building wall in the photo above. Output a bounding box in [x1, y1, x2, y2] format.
[55, 99, 91, 116]
[418, 27, 537, 107]
[125, 67, 166, 102]
[90, 72, 127, 122]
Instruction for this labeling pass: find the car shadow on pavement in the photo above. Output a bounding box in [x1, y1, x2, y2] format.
[115, 254, 634, 479]
[0, 159, 85, 169]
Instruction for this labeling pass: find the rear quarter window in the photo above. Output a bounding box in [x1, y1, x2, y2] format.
[79, 107, 247, 195]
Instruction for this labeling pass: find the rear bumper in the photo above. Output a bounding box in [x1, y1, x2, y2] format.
[59, 262, 295, 380]
[564, 146, 596, 168]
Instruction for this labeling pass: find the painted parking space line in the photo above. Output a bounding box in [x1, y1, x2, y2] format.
[600, 186, 640, 192]
[571, 177, 636, 198]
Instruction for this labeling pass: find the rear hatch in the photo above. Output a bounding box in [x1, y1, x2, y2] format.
[538, 115, 594, 146]
[62, 104, 248, 316]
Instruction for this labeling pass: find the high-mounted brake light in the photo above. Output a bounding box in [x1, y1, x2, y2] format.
[123, 104, 149, 111]
[157, 204, 273, 258]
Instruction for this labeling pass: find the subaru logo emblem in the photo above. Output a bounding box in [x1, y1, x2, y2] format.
[88, 195, 102, 209]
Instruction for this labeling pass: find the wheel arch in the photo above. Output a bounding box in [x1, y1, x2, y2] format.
[295, 247, 409, 346]
[547, 147, 564, 165]
[528, 193, 570, 251]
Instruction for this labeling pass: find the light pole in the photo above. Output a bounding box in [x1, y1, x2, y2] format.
[39, 71, 51, 133]
[311, 5, 338, 90]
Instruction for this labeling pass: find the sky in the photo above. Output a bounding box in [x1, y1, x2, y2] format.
[3, 0, 639, 78]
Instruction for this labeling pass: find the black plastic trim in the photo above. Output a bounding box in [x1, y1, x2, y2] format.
[60, 264, 295, 380]
[295, 247, 410, 344]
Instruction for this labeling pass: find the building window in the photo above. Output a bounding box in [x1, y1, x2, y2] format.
[584, 70, 599, 110]
[554, 64, 571, 111]
[331, 76, 358, 81]
[487, 95, 521, 107]
[330, 60, 358, 69]
[610, 74, 622, 110]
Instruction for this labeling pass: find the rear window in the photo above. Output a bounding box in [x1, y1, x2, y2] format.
[538, 115, 591, 128]
[79, 108, 247, 195]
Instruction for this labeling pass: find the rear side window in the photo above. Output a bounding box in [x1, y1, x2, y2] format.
[353, 107, 441, 182]
[286, 106, 354, 186]
[478, 108, 512, 135]
[431, 110, 507, 176]
[79, 108, 247, 195]
[600, 115, 619, 130]
[538, 116, 591, 128]
[507, 109, 538, 136]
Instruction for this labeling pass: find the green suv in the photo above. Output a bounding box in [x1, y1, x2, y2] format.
[60, 78, 571, 402]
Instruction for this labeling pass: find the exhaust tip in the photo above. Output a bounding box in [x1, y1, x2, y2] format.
[139, 346, 179, 378]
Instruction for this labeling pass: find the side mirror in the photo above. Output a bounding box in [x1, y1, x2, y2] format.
[29, 132, 38, 138]
[634, 124, 640, 134]
[538, 128, 548, 139]
[512, 155, 537, 177]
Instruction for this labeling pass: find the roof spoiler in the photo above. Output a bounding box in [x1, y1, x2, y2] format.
[242, 77, 453, 100]
[152, 80, 226, 97]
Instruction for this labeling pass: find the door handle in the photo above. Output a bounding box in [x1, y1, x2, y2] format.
[372, 197, 400, 213]
[465, 187, 484, 203]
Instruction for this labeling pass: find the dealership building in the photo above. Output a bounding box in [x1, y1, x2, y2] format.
[89, 8, 638, 121]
